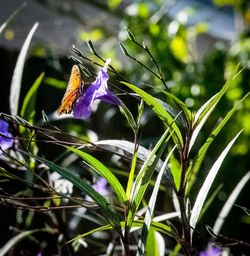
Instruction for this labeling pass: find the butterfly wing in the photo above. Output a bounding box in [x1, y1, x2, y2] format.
[57, 65, 83, 115]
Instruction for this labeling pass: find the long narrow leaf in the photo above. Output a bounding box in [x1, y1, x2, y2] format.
[127, 130, 170, 229]
[86, 139, 173, 180]
[188, 65, 240, 154]
[67, 224, 113, 244]
[145, 229, 159, 256]
[190, 130, 242, 234]
[162, 90, 191, 120]
[9, 22, 39, 115]
[65, 146, 127, 204]
[67, 219, 174, 245]
[137, 146, 176, 256]
[0, 3, 26, 34]
[213, 171, 250, 235]
[122, 81, 183, 148]
[187, 92, 250, 193]
[33, 155, 121, 230]
[20, 72, 45, 124]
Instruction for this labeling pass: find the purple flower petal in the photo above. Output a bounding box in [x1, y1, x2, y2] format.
[73, 58, 120, 118]
[0, 119, 14, 153]
[199, 245, 221, 256]
[92, 177, 110, 196]
[85, 177, 112, 201]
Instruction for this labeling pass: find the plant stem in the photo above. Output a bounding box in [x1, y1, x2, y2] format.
[121, 234, 131, 256]
[177, 132, 193, 255]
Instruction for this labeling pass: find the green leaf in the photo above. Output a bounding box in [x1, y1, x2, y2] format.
[127, 129, 170, 229]
[88, 139, 173, 181]
[213, 171, 250, 235]
[44, 77, 66, 89]
[9, 22, 39, 115]
[130, 220, 174, 237]
[137, 147, 175, 256]
[122, 81, 183, 148]
[161, 90, 192, 124]
[20, 72, 44, 124]
[187, 92, 250, 193]
[190, 130, 242, 234]
[65, 146, 127, 204]
[145, 229, 159, 256]
[119, 102, 137, 131]
[68, 219, 174, 246]
[32, 155, 121, 231]
[169, 153, 181, 190]
[67, 224, 113, 244]
[199, 184, 223, 222]
[189, 65, 240, 153]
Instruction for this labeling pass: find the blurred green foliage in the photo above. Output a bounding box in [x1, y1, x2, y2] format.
[1, 0, 250, 255]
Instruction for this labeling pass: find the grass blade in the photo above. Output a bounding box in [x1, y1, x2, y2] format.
[190, 130, 242, 234]
[9, 22, 39, 115]
[213, 171, 250, 235]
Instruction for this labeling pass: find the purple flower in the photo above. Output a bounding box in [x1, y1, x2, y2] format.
[199, 245, 221, 256]
[73, 58, 121, 118]
[0, 119, 14, 154]
[92, 177, 111, 196]
[86, 177, 111, 201]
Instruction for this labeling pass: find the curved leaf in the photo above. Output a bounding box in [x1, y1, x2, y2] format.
[33, 155, 121, 230]
[122, 81, 183, 148]
[189, 65, 240, 153]
[213, 171, 250, 235]
[187, 92, 250, 193]
[190, 131, 242, 234]
[20, 72, 45, 124]
[10, 22, 39, 115]
[65, 146, 127, 204]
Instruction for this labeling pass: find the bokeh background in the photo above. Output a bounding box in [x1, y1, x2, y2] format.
[0, 0, 250, 255]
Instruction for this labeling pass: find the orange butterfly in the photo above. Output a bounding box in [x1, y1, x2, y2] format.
[57, 65, 83, 115]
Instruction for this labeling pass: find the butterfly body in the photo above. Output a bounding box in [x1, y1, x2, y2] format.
[57, 65, 83, 115]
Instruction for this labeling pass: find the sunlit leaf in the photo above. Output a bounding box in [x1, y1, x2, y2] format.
[190, 131, 242, 235]
[65, 146, 127, 204]
[122, 81, 183, 148]
[189, 65, 240, 154]
[9, 22, 39, 115]
[127, 129, 170, 229]
[137, 147, 175, 256]
[187, 92, 250, 193]
[213, 171, 250, 235]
